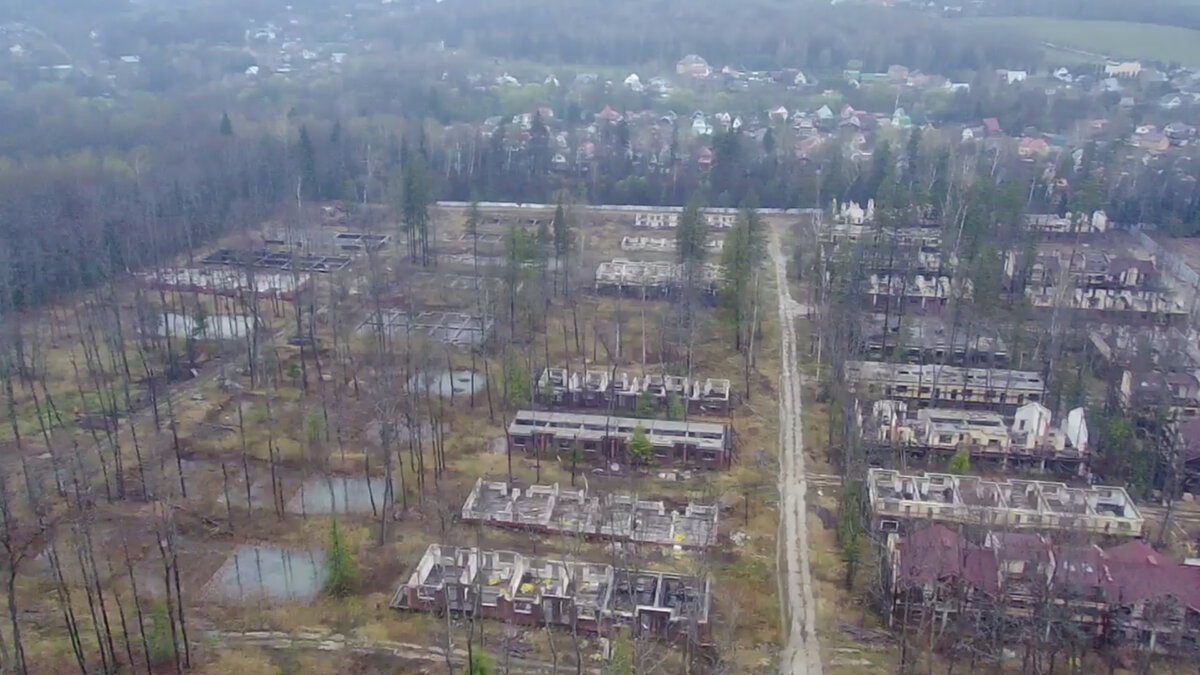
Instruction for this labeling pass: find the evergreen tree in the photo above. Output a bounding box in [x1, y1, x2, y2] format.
[627, 423, 652, 463]
[666, 392, 685, 420]
[636, 389, 658, 418]
[219, 111, 233, 136]
[298, 124, 318, 200]
[947, 447, 971, 474]
[325, 517, 357, 597]
[403, 154, 432, 265]
[676, 193, 707, 265]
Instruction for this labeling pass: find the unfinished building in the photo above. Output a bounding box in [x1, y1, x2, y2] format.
[633, 210, 736, 230]
[1087, 324, 1200, 376]
[881, 527, 1200, 655]
[1007, 241, 1187, 325]
[845, 361, 1045, 412]
[620, 236, 724, 253]
[866, 468, 1143, 536]
[594, 259, 724, 298]
[1119, 369, 1200, 421]
[1023, 210, 1108, 238]
[536, 367, 732, 414]
[859, 315, 1009, 367]
[507, 411, 733, 470]
[860, 400, 1089, 474]
[391, 544, 711, 643]
[359, 310, 493, 348]
[865, 273, 964, 313]
[460, 479, 718, 548]
[202, 248, 351, 273]
[261, 229, 390, 253]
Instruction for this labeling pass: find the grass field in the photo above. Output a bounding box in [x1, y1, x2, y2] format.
[959, 17, 1200, 65]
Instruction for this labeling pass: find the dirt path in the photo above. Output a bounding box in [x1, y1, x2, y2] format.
[204, 628, 597, 674]
[769, 226, 822, 675]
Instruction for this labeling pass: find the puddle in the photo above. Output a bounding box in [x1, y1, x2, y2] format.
[409, 369, 487, 398]
[151, 313, 254, 340]
[207, 545, 326, 603]
[286, 476, 395, 514]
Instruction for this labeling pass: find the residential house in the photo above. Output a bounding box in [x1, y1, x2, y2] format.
[1105, 61, 1142, 78]
[1002, 69, 1028, 84]
[1053, 67, 1072, 83]
[768, 105, 788, 122]
[1018, 136, 1051, 158]
[1134, 131, 1170, 152]
[696, 146, 713, 167]
[815, 104, 834, 121]
[888, 64, 910, 82]
[691, 114, 711, 136]
[676, 54, 711, 77]
[983, 117, 1002, 135]
[1160, 93, 1184, 110]
[845, 361, 1045, 412]
[623, 73, 643, 92]
[793, 70, 809, 86]
[597, 106, 622, 123]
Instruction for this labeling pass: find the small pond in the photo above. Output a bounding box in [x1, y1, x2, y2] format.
[409, 369, 487, 398]
[207, 545, 326, 603]
[286, 476, 395, 514]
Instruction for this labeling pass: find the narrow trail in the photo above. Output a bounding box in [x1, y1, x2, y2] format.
[769, 226, 822, 675]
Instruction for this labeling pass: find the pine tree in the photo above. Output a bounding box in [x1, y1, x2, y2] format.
[627, 423, 652, 464]
[298, 125, 318, 199]
[676, 193, 707, 265]
[636, 390, 658, 418]
[947, 447, 971, 475]
[219, 111, 233, 136]
[325, 518, 357, 597]
[666, 392, 685, 420]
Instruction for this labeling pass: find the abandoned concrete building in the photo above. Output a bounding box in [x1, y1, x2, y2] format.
[594, 259, 725, 298]
[633, 210, 736, 230]
[620, 236, 724, 253]
[391, 544, 712, 643]
[864, 273, 963, 313]
[261, 228, 390, 253]
[866, 468, 1143, 536]
[1007, 243, 1187, 324]
[1119, 369, 1200, 421]
[202, 247, 351, 273]
[536, 367, 732, 414]
[507, 411, 733, 470]
[860, 400, 1089, 473]
[460, 479, 719, 548]
[1023, 210, 1108, 238]
[859, 315, 1010, 367]
[845, 361, 1045, 412]
[1087, 324, 1200, 375]
[881, 526, 1200, 655]
[359, 310, 494, 348]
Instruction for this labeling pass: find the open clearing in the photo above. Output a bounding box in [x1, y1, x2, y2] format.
[959, 17, 1200, 65]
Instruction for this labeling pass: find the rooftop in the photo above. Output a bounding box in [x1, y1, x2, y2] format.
[846, 361, 1044, 393]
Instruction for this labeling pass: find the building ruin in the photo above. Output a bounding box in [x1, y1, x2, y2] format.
[391, 544, 711, 643]
[359, 309, 493, 348]
[460, 478, 718, 548]
[507, 410, 733, 470]
[594, 259, 724, 298]
[536, 367, 731, 414]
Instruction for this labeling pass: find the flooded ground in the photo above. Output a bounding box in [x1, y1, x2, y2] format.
[152, 313, 255, 340]
[285, 476, 394, 514]
[409, 369, 487, 398]
[206, 545, 326, 603]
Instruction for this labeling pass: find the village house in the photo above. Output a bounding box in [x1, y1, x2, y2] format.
[676, 54, 711, 78]
[1105, 60, 1143, 78]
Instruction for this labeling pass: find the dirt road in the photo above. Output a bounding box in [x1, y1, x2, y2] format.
[770, 226, 822, 675]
